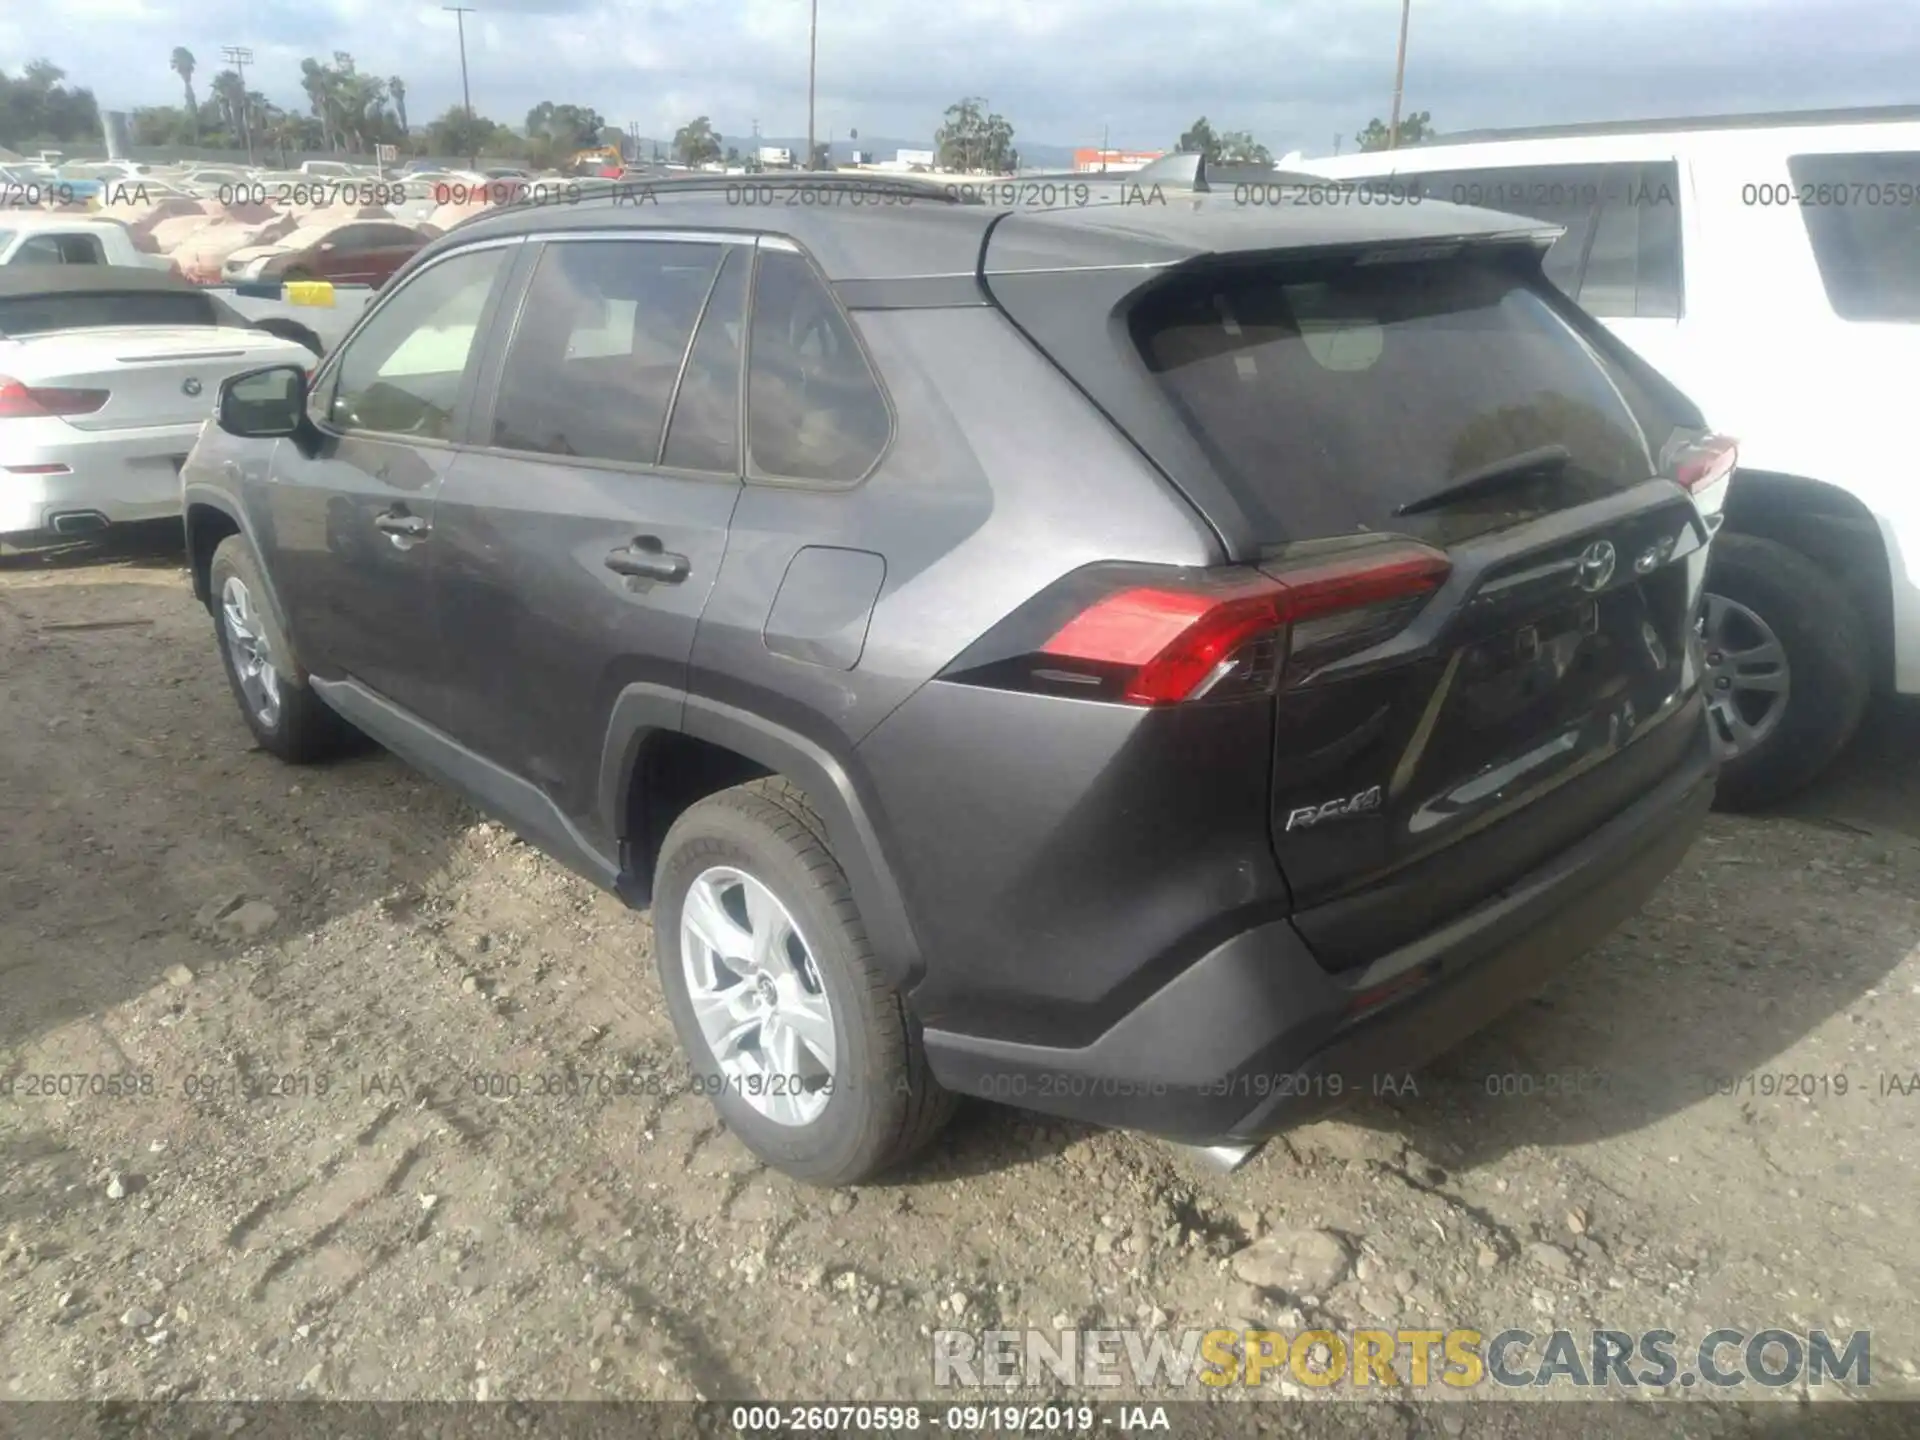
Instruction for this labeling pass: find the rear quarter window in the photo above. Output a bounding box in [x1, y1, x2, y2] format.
[1787, 151, 1920, 321]
[1131, 251, 1669, 543]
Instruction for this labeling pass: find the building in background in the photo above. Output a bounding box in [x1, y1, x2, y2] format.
[1072, 148, 1165, 173]
[757, 146, 793, 168]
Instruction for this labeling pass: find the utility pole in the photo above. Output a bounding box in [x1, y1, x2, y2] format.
[806, 0, 818, 171]
[1388, 0, 1412, 150]
[1101, 121, 1109, 173]
[221, 46, 255, 165]
[443, 6, 476, 168]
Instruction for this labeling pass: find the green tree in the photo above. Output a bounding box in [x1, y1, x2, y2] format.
[724, 145, 741, 166]
[1176, 116, 1218, 158]
[1356, 110, 1435, 151]
[672, 115, 722, 166]
[1175, 117, 1270, 165]
[936, 96, 1015, 173]
[1215, 129, 1272, 165]
[424, 105, 513, 161]
[811, 141, 831, 169]
[0, 60, 101, 148]
[526, 101, 606, 150]
[389, 76, 409, 142]
[170, 47, 197, 141]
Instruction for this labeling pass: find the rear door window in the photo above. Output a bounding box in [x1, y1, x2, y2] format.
[1132, 252, 1669, 542]
[1787, 151, 1920, 321]
[489, 238, 721, 465]
[1412, 162, 1682, 318]
[661, 245, 750, 473]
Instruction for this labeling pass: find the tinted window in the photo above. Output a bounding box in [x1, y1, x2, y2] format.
[746, 248, 890, 483]
[0, 290, 219, 333]
[14, 231, 107, 265]
[491, 239, 719, 464]
[1569, 164, 1682, 318]
[1788, 151, 1920, 322]
[662, 245, 749, 473]
[327, 246, 507, 440]
[1133, 254, 1669, 543]
[1413, 162, 1682, 318]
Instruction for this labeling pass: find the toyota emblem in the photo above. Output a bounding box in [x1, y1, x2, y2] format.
[1576, 540, 1618, 593]
[181, 377, 203, 397]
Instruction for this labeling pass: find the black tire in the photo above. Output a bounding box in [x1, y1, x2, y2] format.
[208, 535, 357, 763]
[1704, 531, 1871, 811]
[653, 778, 955, 1185]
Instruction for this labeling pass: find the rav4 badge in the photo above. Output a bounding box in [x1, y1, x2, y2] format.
[1285, 784, 1385, 832]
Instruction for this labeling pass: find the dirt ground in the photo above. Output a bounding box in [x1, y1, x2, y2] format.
[4, 528, 1920, 1430]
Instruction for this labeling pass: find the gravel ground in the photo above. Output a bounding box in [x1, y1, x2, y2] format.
[3, 529, 1919, 1432]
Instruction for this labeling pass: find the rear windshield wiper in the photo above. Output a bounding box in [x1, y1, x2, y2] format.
[1393, 444, 1573, 517]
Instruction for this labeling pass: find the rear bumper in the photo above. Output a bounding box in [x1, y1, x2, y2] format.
[921, 706, 1715, 1143]
[0, 422, 200, 536]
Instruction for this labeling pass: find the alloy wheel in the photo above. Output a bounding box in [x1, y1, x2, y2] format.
[679, 865, 837, 1126]
[1699, 591, 1790, 759]
[220, 575, 283, 730]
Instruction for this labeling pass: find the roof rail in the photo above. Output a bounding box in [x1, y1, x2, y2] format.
[1409, 104, 1920, 146]
[437, 169, 969, 234]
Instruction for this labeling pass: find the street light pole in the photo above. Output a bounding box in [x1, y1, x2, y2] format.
[443, 6, 476, 168]
[806, 0, 818, 170]
[1388, 0, 1412, 150]
[222, 46, 255, 165]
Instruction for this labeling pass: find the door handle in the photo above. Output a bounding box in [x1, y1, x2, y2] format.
[374, 511, 430, 539]
[605, 539, 690, 583]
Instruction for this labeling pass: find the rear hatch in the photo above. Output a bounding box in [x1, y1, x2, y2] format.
[0, 326, 296, 431]
[984, 212, 1722, 969]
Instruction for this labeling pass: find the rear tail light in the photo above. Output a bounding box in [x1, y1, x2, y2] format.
[939, 542, 1452, 707]
[1662, 432, 1737, 513]
[0, 376, 111, 419]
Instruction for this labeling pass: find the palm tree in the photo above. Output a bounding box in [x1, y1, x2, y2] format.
[389, 76, 408, 142]
[170, 47, 197, 140]
[300, 58, 334, 151]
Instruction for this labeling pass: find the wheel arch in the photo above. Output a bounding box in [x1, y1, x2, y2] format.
[597, 685, 927, 989]
[1722, 469, 1894, 692]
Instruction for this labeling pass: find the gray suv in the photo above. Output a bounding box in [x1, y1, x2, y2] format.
[183, 174, 1724, 1185]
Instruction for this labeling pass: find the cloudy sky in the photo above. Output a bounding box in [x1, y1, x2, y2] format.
[5, 0, 1918, 156]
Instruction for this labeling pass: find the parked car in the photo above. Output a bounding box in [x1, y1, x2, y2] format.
[0, 214, 169, 269]
[1301, 105, 1920, 807]
[220, 218, 429, 286]
[183, 174, 1722, 1184]
[0, 267, 311, 539]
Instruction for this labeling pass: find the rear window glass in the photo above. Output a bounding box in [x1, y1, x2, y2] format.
[1132, 253, 1667, 542]
[1787, 151, 1920, 322]
[0, 290, 218, 334]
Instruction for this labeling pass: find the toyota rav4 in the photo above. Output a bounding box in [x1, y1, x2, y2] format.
[181, 174, 1723, 1184]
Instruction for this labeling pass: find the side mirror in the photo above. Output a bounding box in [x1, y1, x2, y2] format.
[217, 364, 307, 438]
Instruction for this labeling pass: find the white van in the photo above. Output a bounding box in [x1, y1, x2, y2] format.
[1300, 106, 1920, 807]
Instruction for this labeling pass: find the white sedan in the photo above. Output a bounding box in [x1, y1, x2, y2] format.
[0, 266, 312, 539]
